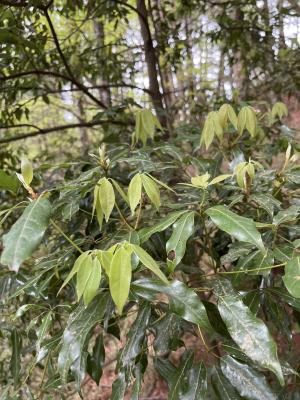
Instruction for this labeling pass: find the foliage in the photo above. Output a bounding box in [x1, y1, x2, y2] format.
[0, 98, 299, 399]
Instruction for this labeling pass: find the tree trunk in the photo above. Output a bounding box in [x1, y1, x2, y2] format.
[136, 0, 167, 129]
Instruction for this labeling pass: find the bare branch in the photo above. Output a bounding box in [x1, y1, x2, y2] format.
[0, 119, 133, 144]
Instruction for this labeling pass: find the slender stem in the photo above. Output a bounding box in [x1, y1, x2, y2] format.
[114, 201, 134, 230]
[50, 219, 83, 253]
[218, 262, 285, 275]
[134, 196, 143, 230]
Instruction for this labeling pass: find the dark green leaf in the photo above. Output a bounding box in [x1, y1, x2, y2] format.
[10, 328, 21, 388]
[1, 198, 51, 272]
[221, 356, 277, 400]
[215, 279, 284, 384]
[283, 257, 300, 298]
[166, 211, 195, 271]
[132, 278, 211, 331]
[206, 205, 265, 252]
[0, 170, 20, 193]
[58, 293, 108, 385]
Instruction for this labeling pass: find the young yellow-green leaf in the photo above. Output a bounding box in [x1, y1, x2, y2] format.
[219, 104, 238, 129]
[271, 102, 288, 120]
[141, 109, 155, 139]
[283, 257, 300, 298]
[200, 114, 215, 149]
[98, 178, 115, 222]
[59, 251, 90, 293]
[77, 255, 102, 305]
[128, 173, 142, 214]
[206, 205, 265, 252]
[109, 246, 132, 314]
[92, 185, 99, 218]
[133, 111, 142, 145]
[145, 172, 175, 193]
[97, 248, 115, 276]
[131, 244, 168, 284]
[209, 174, 232, 185]
[166, 211, 195, 270]
[111, 179, 129, 205]
[21, 158, 33, 186]
[83, 258, 102, 305]
[1, 198, 51, 272]
[211, 111, 223, 139]
[141, 174, 160, 210]
[215, 279, 284, 385]
[234, 162, 248, 188]
[237, 106, 257, 138]
[191, 173, 210, 189]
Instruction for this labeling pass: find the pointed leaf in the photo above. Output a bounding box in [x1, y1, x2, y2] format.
[166, 211, 194, 270]
[21, 158, 33, 186]
[132, 278, 211, 331]
[59, 252, 90, 293]
[128, 173, 142, 214]
[138, 210, 188, 243]
[215, 279, 284, 385]
[98, 178, 115, 222]
[131, 244, 168, 283]
[220, 356, 277, 400]
[0, 170, 20, 193]
[206, 205, 265, 252]
[58, 293, 108, 385]
[283, 257, 300, 298]
[141, 174, 160, 210]
[109, 246, 132, 314]
[1, 198, 52, 272]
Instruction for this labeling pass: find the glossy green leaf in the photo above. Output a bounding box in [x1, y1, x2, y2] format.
[111, 372, 126, 400]
[211, 367, 242, 400]
[118, 303, 150, 368]
[153, 313, 182, 355]
[58, 293, 108, 385]
[1, 198, 51, 272]
[131, 244, 168, 283]
[273, 205, 300, 225]
[87, 334, 105, 384]
[215, 279, 284, 385]
[109, 246, 132, 314]
[237, 249, 273, 275]
[221, 356, 277, 400]
[138, 210, 188, 243]
[166, 211, 194, 270]
[283, 257, 300, 298]
[10, 328, 21, 388]
[132, 278, 211, 331]
[141, 173, 160, 210]
[0, 170, 20, 193]
[128, 173, 142, 214]
[37, 311, 53, 351]
[98, 178, 115, 222]
[168, 351, 194, 400]
[206, 205, 265, 252]
[21, 158, 33, 186]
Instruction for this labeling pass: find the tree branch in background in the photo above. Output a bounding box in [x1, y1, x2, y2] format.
[0, 119, 133, 144]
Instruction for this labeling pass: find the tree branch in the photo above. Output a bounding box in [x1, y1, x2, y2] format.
[0, 0, 28, 6]
[0, 119, 133, 143]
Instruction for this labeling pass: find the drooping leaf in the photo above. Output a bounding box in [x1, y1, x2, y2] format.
[109, 245, 132, 314]
[237, 106, 257, 137]
[141, 174, 160, 210]
[58, 293, 108, 385]
[214, 279, 284, 385]
[218, 104, 238, 130]
[181, 361, 207, 399]
[98, 178, 115, 222]
[76, 256, 102, 305]
[132, 278, 211, 331]
[1, 198, 52, 272]
[59, 251, 90, 293]
[118, 303, 150, 368]
[236, 249, 273, 275]
[87, 333, 105, 384]
[138, 210, 188, 243]
[168, 351, 194, 400]
[211, 366, 242, 400]
[166, 211, 194, 270]
[153, 313, 182, 355]
[131, 244, 168, 283]
[36, 311, 53, 351]
[220, 356, 277, 400]
[206, 205, 265, 252]
[283, 257, 300, 298]
[128, 173, 142, 214]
